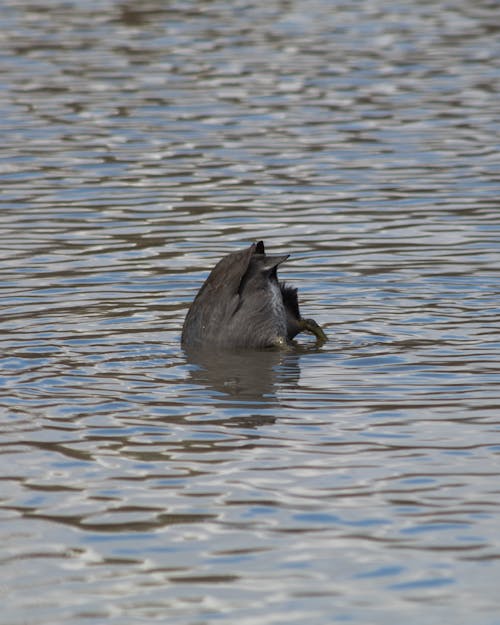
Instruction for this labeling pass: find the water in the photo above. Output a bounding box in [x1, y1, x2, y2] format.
[1, 1, 500, 624]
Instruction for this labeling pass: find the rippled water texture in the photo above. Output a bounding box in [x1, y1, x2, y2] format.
[1, 1, 500, 624]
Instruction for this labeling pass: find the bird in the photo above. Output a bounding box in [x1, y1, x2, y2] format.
[181, 241, 327, 350]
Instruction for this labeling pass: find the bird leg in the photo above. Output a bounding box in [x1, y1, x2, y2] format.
[300, 318, 327, 343]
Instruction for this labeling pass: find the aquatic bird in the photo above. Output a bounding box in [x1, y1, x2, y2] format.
[181, 241, 326, 350]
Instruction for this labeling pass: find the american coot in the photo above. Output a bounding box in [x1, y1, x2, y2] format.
[181, 241, 327, 350]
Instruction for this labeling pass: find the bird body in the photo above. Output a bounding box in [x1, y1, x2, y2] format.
[181, 241, 326, 350]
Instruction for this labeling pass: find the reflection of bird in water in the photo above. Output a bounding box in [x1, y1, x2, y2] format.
[182, 241, 327, 350]
[185, 347, 290, 403]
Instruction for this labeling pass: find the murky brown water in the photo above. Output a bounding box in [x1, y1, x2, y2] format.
[1, 1, 500, 624]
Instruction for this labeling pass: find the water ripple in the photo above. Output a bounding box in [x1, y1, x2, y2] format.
[1, 1, 500, 624]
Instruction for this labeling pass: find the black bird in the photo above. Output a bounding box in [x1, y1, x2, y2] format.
[181, 241, 327, 350]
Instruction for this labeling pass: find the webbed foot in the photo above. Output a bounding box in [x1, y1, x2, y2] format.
[301, 318, 327, 344]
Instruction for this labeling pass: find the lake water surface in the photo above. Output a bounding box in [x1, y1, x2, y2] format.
[1, 1, 500, 624]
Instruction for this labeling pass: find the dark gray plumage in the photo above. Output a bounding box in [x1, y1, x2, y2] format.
[181, 241, 326, 350]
